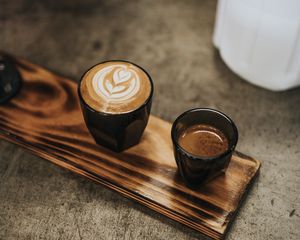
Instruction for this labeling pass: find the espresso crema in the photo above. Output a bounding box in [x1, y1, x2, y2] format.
[80, 61, 152, 114]
[178, 124, 229, 157]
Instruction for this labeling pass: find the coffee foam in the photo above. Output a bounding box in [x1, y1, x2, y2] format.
[80, 61, 151, 114]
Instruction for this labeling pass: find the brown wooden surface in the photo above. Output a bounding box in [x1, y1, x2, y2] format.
[0, 56, 261, 240]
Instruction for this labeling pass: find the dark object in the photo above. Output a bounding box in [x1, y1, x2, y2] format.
[0, 53, 22, 104]
[78, 61, 154, 152]
[0, 55, 260, 240]
[171, 108, 238, 185]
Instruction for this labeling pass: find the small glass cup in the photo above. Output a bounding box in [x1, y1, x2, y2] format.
[171, 108, 238, 185]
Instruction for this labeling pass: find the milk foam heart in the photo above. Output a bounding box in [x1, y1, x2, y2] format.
[92, 65, 140, 101]
[80, 61, 151, 114]
[113, 69, 131, 84]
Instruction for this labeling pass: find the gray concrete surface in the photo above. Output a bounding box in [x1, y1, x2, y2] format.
[0, 0, 299, 239]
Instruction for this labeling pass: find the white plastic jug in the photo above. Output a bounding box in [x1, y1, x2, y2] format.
[213, 0, 300, 91]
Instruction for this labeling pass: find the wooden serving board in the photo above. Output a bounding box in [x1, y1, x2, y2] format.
[0, 55, 261, 240]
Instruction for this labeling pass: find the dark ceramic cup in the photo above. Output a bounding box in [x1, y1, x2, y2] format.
[171, 108, 238, 185]
[78, 60, 154, 152]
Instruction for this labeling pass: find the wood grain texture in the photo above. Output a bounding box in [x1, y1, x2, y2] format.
[0, 56, 261, 240]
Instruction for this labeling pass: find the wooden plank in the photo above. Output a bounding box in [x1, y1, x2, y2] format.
[0, 55, 261, 239]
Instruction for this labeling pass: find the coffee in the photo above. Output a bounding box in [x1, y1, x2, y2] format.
[80, 61, 151, 114]
[172, 108, 238, 184]
[178, 124, 228, 157]
[78, 60, 154, 152]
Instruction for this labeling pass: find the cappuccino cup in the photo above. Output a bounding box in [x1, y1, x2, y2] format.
[78, 60, 153, 152]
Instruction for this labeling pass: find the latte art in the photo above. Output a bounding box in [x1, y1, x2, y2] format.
[80, 61, 152, 114]
[93, 65, 140, 102]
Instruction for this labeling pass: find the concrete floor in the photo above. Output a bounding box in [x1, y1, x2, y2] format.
[0, 0, 299, 239]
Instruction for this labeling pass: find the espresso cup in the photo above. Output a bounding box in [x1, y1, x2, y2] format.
[171, 108, 238, 185]
[78, 60, 154, 152]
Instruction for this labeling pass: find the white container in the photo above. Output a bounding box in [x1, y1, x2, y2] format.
[213, 0, 300, 91]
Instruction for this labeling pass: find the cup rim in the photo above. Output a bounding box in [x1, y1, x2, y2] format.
[171, 108, 239, 161]
[77, 59, 154, 116]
